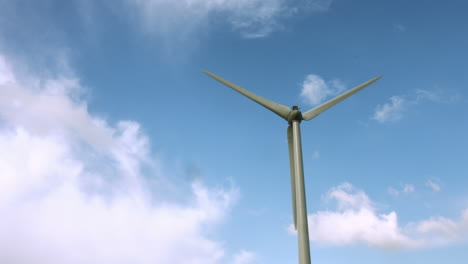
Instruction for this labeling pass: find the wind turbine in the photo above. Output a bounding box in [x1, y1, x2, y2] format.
[203, 70, 381, 264]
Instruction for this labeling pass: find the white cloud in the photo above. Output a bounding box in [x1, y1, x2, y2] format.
[372, 96, 405, 123]
[409, 210, 468, 246]
[416, 89, 441, 102]
[426, 178, 441, 192]
[303, 183, 416, 249]
[122, 0, 332, 39]
[288, 183, 468, 249]
[0, 56, 15, 84]
[0, 54, 246, 263]
[403, 184, 415, 193]
[300, 74, 346, 105]
[372, 88, 460, 124]
[387, 184, 415, 197]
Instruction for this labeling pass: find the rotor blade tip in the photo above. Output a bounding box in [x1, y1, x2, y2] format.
[203, 71, 217, 78]
[368, 75, 382, 84]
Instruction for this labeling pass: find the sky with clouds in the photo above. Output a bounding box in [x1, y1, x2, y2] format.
[0, 0, 467, 263]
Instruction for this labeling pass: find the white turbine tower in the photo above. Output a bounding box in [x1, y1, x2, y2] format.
[203, 70, 381, 264]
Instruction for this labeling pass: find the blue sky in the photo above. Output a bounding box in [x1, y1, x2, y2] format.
[0, 0, 467, 263]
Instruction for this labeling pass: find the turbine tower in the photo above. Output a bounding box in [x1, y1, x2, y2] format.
[203, 70, 381, 264]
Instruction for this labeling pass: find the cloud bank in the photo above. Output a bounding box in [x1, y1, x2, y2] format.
[288, 183, 468, 250]
[0, 54, 243, 263]
[122, 0, 333, 39]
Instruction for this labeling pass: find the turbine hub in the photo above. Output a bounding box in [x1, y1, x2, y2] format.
[287, 106, 302, 124]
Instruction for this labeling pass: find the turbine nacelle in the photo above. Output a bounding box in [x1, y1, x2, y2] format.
[287, 106, 303, 124]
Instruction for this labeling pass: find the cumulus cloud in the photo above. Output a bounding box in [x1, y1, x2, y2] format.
[288, 183, 468, 250]
[303, 183, 416, 249]
[0, 54, 244, 263]
[408, 210, 468, 246]
[372, 96, 405, 123]
[300, 74, 346, 105]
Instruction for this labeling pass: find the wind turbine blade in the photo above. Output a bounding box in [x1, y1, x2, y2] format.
[291, 121, 311, 264]
[302, 76, 382, 121]
[288, 125, 297, 230]
[203, 70, 291, 120]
